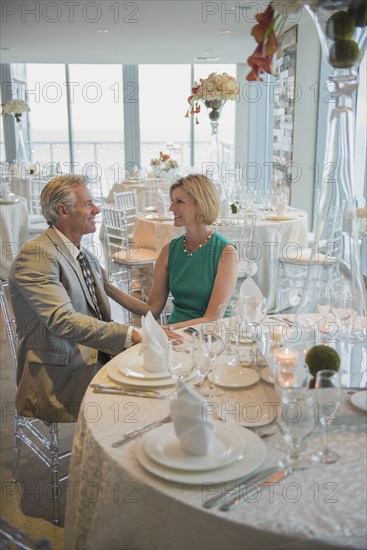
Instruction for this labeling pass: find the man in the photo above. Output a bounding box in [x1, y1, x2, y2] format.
[9, 174, 142, 423]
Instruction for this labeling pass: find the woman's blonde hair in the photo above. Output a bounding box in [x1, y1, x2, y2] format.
[40, 174, 87, 225]
[170, 174, 220, 225]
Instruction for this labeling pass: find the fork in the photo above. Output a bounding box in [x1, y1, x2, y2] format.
[111, 415, 172, 448]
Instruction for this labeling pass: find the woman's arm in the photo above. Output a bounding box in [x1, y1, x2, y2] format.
[103, 245, 170, 319]
[164, 244, 238, 330]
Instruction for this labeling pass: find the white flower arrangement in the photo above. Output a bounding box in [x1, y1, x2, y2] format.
[185, 73, 239, 123]
[1, 99, 30, 123]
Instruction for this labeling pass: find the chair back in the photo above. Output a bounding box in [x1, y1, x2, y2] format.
[317, 204, 344, 261]
[114, 190, 138, 236]
[211, 216, 256, 262]
[101, 206, 129, 275]
[30, 176, 49, 216]
[0, 281, 18, 379]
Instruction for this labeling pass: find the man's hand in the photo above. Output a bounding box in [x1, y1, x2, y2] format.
[131, 330, 142, 345]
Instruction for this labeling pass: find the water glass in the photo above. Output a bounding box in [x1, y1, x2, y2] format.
[311, 369, 341, 464]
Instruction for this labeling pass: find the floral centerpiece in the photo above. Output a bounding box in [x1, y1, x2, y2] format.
[150, 152, 179, 176]
[185, 72, 239, 124]
[1, 99, 30, 122]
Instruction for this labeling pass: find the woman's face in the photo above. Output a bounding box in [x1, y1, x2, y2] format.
[169, 186, 200, 227]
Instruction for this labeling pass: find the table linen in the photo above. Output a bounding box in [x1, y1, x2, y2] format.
[64, 334, 366, 550]
[0, 197, 29, 279]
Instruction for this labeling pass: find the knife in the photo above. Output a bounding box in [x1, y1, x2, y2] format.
[203, 466, 281, 509]
[220, 468, 292, 511]
[91, 383, 162, 396]
[93, 388, 166, 399]
[111, 415, 172, 448]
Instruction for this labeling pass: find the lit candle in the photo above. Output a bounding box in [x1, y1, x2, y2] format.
[271, 325, 283, 343]
[321, 323, 332, 334]
[273, 347, 299, 366]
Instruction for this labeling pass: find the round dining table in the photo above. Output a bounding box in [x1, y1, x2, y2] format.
[0, 195, 29, 280]
[64, 325, 366, 550]
[133, 210, 309, 312]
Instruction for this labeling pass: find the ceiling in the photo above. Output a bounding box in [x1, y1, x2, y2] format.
[0, 0, 300, 65]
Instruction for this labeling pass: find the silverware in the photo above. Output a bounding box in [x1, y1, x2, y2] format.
[203, 466, 281, 509]
[90, 383, 160, 394]
[93, 388, 166, 399]
[220, 468, 292, 511]
[111, 415, 172, 448]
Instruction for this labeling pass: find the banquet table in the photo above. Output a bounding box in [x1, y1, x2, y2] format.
[64, 325, 366, 550]
[0, 196, 29, 280]
[133, 211, 308, 311]
[10, 175, 32, 212]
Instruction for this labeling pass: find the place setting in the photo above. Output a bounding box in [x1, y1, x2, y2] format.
[135, 380, 267, 486]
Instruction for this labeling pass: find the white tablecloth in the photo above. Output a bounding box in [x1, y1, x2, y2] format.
[0, 197, 29, 280]
[64, 337, 366, 550]
[133, 212, 308, 311]
[252, 213, 308, 311]
[10, 176, 32, 212]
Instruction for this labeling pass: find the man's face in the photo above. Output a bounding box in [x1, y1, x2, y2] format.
[66, 185, 100, 237]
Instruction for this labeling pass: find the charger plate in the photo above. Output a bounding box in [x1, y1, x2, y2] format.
[144, 422, 245, 471]
[137, 422, 265, 484]
[351, 391, 367, 412]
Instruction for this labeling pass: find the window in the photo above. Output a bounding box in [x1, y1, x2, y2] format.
[26, 64, 69, 170]
[68, 64, 124, 188]
[139, 65, 191, 172]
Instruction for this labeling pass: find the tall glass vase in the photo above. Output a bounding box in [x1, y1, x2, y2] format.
[296, 1, 367, 342]
[15, 119, 29, 166]
[205, 100, 225, 184]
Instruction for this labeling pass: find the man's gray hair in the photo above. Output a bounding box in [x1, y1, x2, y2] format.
[40, 174, 87, 225]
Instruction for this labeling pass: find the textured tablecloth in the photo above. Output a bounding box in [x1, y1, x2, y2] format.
[0, 197, 29, 279]
[252, 213, 308, 312]
[133, 212, 308, 312]
[10, 176, 32, 212]
[64, 337, 366, 550]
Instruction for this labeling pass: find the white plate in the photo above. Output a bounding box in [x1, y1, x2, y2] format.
[144, 422, 245, 472]
[106, 346, 194, 388]
[260, 367, 275, 385]
[265, 215, 300, 221]
[213, 367, 259, 388]
[145, 214, 174, 221]
[351, 390, 367, 412]
[142, 206, 157, 212]
[117, 344, 172, 379]
[137, 422, 265, 484]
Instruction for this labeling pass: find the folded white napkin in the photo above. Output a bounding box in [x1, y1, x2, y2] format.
[139, 311, 170, 372]
[170, 381, 215, 456]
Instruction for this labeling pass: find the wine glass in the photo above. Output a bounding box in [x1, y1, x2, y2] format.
[191, 331, 211, 394]
[238, 295, 267, 344]
[311, 369, 341, 464]
[199, 332, 225, 398]
[275, 363, 314, 470]
[331, 289, 354, 340]
[166, 342, 195, 388]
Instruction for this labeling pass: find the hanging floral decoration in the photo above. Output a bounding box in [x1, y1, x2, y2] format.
[1, 99, 30, 123]
[185, 72, 239, 124]
[246, 3, 285, 81]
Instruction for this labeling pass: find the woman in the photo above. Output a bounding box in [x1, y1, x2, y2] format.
[104, 174, 238, 329]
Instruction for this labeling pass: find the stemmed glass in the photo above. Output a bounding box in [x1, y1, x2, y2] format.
[166, 342, 195, 393]
[198, 332, 225, 398]
[237, 295, 267, 344]
[311, 369, 341, 465]
[330, 289, 354, 341]
[275, 362, 314, 470]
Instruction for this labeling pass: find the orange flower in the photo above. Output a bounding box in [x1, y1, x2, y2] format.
[251, 3, 274, 43]
[246, 2, 284, 82]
